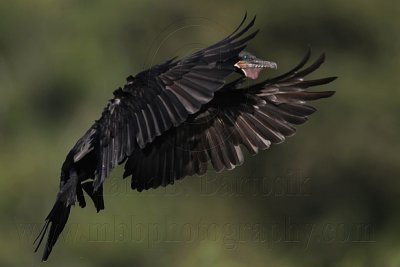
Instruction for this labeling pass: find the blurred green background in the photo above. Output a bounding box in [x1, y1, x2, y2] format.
[1, 0, 399, 266]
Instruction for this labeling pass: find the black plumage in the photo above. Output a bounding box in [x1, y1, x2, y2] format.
[34, 15, 336, 261]
[124, 50, 336, 190]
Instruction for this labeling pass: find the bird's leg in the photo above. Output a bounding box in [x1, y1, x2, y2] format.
[57, 169, 79, 206]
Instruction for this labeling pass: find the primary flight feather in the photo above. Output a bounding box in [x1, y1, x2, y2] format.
[34, 14, 336, 261]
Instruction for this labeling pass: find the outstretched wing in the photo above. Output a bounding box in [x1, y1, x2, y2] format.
[89, 15, 258, 190]
[123, 49, 337, 191]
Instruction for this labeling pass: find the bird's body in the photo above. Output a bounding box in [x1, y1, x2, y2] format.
[34, 15, 336, 261]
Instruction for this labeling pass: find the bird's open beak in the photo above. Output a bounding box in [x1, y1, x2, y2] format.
[234, 58, 277, 80]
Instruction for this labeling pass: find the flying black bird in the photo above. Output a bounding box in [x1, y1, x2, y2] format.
[34, 15, 336, 261]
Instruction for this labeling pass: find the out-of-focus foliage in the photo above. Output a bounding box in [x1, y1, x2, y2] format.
[0, 0, 399, 266]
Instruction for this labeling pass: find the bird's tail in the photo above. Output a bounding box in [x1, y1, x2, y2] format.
[34, 200, 71, 261]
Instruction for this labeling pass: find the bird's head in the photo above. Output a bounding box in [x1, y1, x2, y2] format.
[235, 51, 277, 80]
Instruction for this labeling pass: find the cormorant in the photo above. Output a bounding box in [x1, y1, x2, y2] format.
[34, 15, 336, 261]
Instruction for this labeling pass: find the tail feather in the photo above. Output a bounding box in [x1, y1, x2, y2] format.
[34, 200, 71, 261]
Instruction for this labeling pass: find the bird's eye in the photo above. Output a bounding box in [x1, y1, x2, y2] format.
[243, 55, 248, 59]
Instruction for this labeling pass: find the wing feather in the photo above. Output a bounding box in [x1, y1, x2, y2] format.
[124, 50, 336, 191]
[77, 15, 259, 190]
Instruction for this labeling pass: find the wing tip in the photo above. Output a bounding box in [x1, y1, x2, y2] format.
[323, 90, 336, 98]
